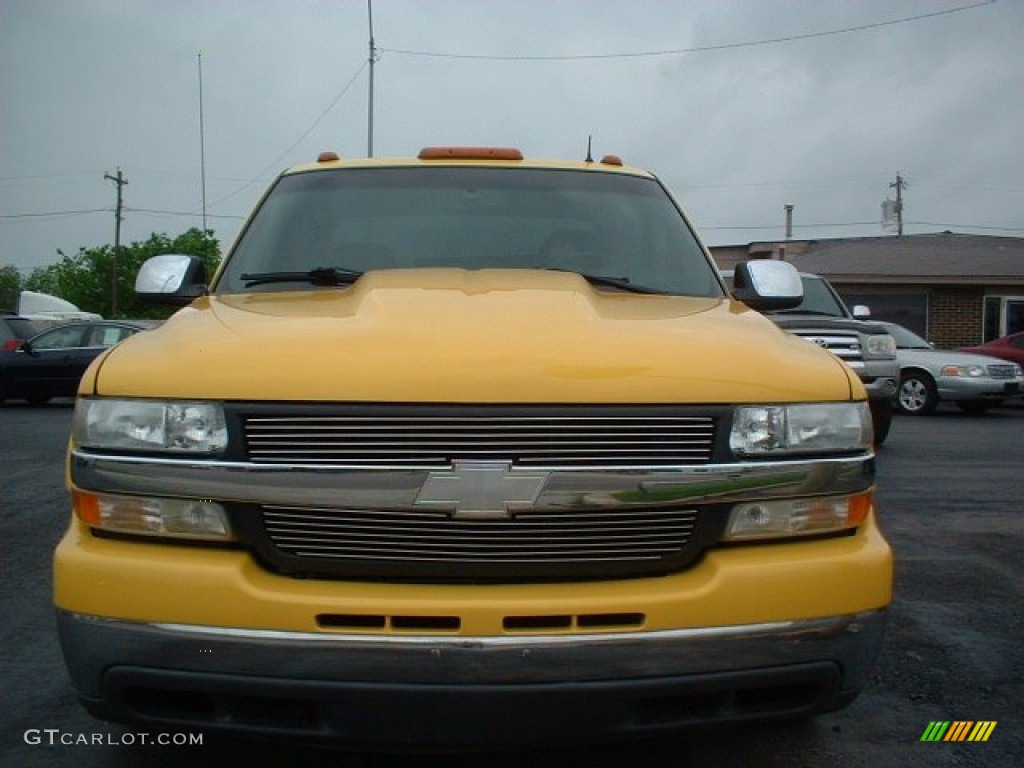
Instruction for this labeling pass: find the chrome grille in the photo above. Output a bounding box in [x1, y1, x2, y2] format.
[262, 505, 699, 564]
[987, 364, 1018, 380]
[791, 332, 862, 362]
[242, 410, 717, 468]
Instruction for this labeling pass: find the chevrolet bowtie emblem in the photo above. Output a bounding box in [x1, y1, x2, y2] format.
[415, 461, 548, 520]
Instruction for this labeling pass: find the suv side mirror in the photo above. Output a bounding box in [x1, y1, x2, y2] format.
[851, 305, 871, 320]
[731, 260, 803, 311]
[136, 254, 208, 305]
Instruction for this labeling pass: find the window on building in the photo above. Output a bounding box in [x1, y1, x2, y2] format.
[983, 296, 1024, 340]
[841, 292, 928, 336]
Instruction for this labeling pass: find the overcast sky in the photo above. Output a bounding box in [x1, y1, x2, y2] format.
[2, 0, 1023, 278]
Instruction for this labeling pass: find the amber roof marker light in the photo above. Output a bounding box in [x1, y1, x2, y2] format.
[317, 151, 341, 163]
[418, 147, 524, 161]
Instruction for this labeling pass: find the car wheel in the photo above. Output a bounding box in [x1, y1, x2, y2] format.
[957, 400, 997, 414]
[897, 371, 938, 415]
[869, 399, 893, 445]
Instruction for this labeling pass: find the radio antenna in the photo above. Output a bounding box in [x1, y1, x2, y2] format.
[367, 0, 378, 157]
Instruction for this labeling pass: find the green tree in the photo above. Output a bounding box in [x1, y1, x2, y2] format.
[0, 264, 21, 310]
[23, 228, 220, 319]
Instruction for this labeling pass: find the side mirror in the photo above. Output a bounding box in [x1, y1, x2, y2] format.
[851, 304, 871, 320]
[135, 254, 208, 305]
[731, 260, 803, 311]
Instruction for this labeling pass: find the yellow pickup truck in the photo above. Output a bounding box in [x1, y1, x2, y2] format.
[55, 147, 892, 749]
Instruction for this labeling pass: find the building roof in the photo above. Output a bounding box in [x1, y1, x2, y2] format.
[711, 232, 1024, 286]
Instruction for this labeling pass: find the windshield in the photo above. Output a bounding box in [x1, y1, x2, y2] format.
[884, 323, 931, 349]
[779, 276, 850, 316]
[215, 166, 722, 297]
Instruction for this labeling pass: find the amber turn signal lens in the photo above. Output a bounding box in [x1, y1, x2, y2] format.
[71, 490, 102, 525]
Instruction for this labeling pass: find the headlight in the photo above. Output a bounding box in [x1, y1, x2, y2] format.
[730, 402, 872, 456]
[73, 398, 227, 454]
[940, 365, 985, 378]
[864, 333, 896, 357]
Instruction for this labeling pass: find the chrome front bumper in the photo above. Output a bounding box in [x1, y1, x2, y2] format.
[58, 608, 887, 747]
[937, 376, 1021, 401]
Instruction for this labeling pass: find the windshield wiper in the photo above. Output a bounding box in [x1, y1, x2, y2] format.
[239, 267, 363, 287]
[543, 268, 671, 295]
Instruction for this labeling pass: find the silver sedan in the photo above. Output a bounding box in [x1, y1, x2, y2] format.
[879, 322, 1024, 415]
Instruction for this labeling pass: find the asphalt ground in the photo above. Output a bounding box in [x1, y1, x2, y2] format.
[1, 400, 1021, 767]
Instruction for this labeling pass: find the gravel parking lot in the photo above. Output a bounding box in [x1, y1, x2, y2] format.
[1, 401, 1021, 767]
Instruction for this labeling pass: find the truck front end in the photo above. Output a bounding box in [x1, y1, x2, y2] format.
[56, 149, 891, 749]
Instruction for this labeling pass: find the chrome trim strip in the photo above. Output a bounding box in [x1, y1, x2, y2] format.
[70, 451, 874, 510]
[148, 613, 874, 646]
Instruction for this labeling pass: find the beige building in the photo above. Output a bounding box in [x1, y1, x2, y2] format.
[711, 232, 1024, 348]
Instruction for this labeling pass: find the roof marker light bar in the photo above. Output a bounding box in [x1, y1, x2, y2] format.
[418, 147, 524, 161]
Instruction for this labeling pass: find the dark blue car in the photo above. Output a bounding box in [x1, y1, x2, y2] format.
[0, 320, 148, 405]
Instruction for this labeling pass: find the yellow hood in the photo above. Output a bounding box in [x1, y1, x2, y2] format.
[89, 269, 857, 403]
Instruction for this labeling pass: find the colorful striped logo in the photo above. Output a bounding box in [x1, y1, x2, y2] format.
[920, 721, 997, 742]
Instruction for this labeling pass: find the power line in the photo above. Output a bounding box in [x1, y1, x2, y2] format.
[126, 207, 245, 220]
[702, 221, 881, 231]
[6, 57, 367, 221]
[0, 171, 106, 183]
[0, 208, 110, 220]
[211, 60, 368, 210]
[682, 174, 887, 191]
[701, 219, 1024, 235]
[382, 1, 994, 61]
[908, 221, 1024, 233]
[5, 209, 1018, 233]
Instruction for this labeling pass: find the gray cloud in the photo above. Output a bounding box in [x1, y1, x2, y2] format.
[2, 0, 1021, 277]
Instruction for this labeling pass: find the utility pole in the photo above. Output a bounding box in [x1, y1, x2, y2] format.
[784, 204, 794, 240]
[104, 168, 127, 316]
[890, 173, 907, 236]
[198, 51, 209, 233]
[367, 0, 378, 157]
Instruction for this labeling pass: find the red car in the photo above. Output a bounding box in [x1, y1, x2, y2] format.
[960, 332, 1024, 366]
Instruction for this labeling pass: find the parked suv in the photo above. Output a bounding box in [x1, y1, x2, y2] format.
[56, 147, 892, 749]
[724, 271, 899, 444]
